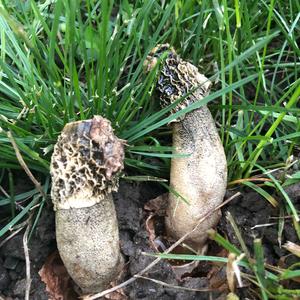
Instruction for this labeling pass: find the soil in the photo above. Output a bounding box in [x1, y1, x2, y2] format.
[220, 183, 300, 266]
[0, 180, 299, 299]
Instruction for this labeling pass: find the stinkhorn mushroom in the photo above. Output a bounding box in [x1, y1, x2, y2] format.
[50, 116, 124, 293]
[145, 45, 227, 252]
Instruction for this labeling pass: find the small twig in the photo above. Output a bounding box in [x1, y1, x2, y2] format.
[228, 177, 272, 186]
[0, 226, 24, 249]
[23, 215, 33, 300]
[0, 184, 24, 210]
[5, 131, 42, 298]
[270, 215, 294, 220]
[134, 275, 213, 292]
[82, 192, 241, 300]
[11, 219, 29, 230]
[250, 223, 276, 229]
[7, 130, 47, 199]
[0, 185, 10, 197]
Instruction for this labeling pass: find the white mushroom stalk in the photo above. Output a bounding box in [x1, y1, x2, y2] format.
[50, 116, 124, 293]
[146, 45, 227, 252]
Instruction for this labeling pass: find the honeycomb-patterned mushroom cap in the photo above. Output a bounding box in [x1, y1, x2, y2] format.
[145, 44, 212, 122]
[50, 116, 125, 210]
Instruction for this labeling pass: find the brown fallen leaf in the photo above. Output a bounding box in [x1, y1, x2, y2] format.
[171, 260, 200, 280]
[82, 278, 128, 300]
[103, 288, 127, 300]
[145, 213, 160, 251]
[144, 193, 168, 216]
[39, 251, 77, 300]
[144, 194, 169, 253]
[208, 265, 228, 292]
[207, 249, 229, 293]
[101, 276, 128, 300]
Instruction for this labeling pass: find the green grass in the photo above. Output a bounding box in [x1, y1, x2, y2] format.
[0, 0, 299, 298]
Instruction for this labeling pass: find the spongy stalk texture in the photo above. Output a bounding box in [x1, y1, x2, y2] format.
[167, 107, 227, 250]
[56, 195, 123, 293]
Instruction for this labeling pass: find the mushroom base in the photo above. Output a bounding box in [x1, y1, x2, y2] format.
[55, 195, 124, 293]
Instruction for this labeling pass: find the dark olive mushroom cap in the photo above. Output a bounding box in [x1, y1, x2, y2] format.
[145, 44, 212, 122]
[50, 116, 125, 210]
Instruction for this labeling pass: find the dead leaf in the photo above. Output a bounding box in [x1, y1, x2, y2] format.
[144, 193, 168, 216]
[208, 264, 228, 292]
[171, 260, 200, 280]
[102, 278, 128, 300]
[103, 289, 127, 300]
[144, 194, 170, 252]
[39, 251, 77, 300]
[145, 213, 159, 251]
